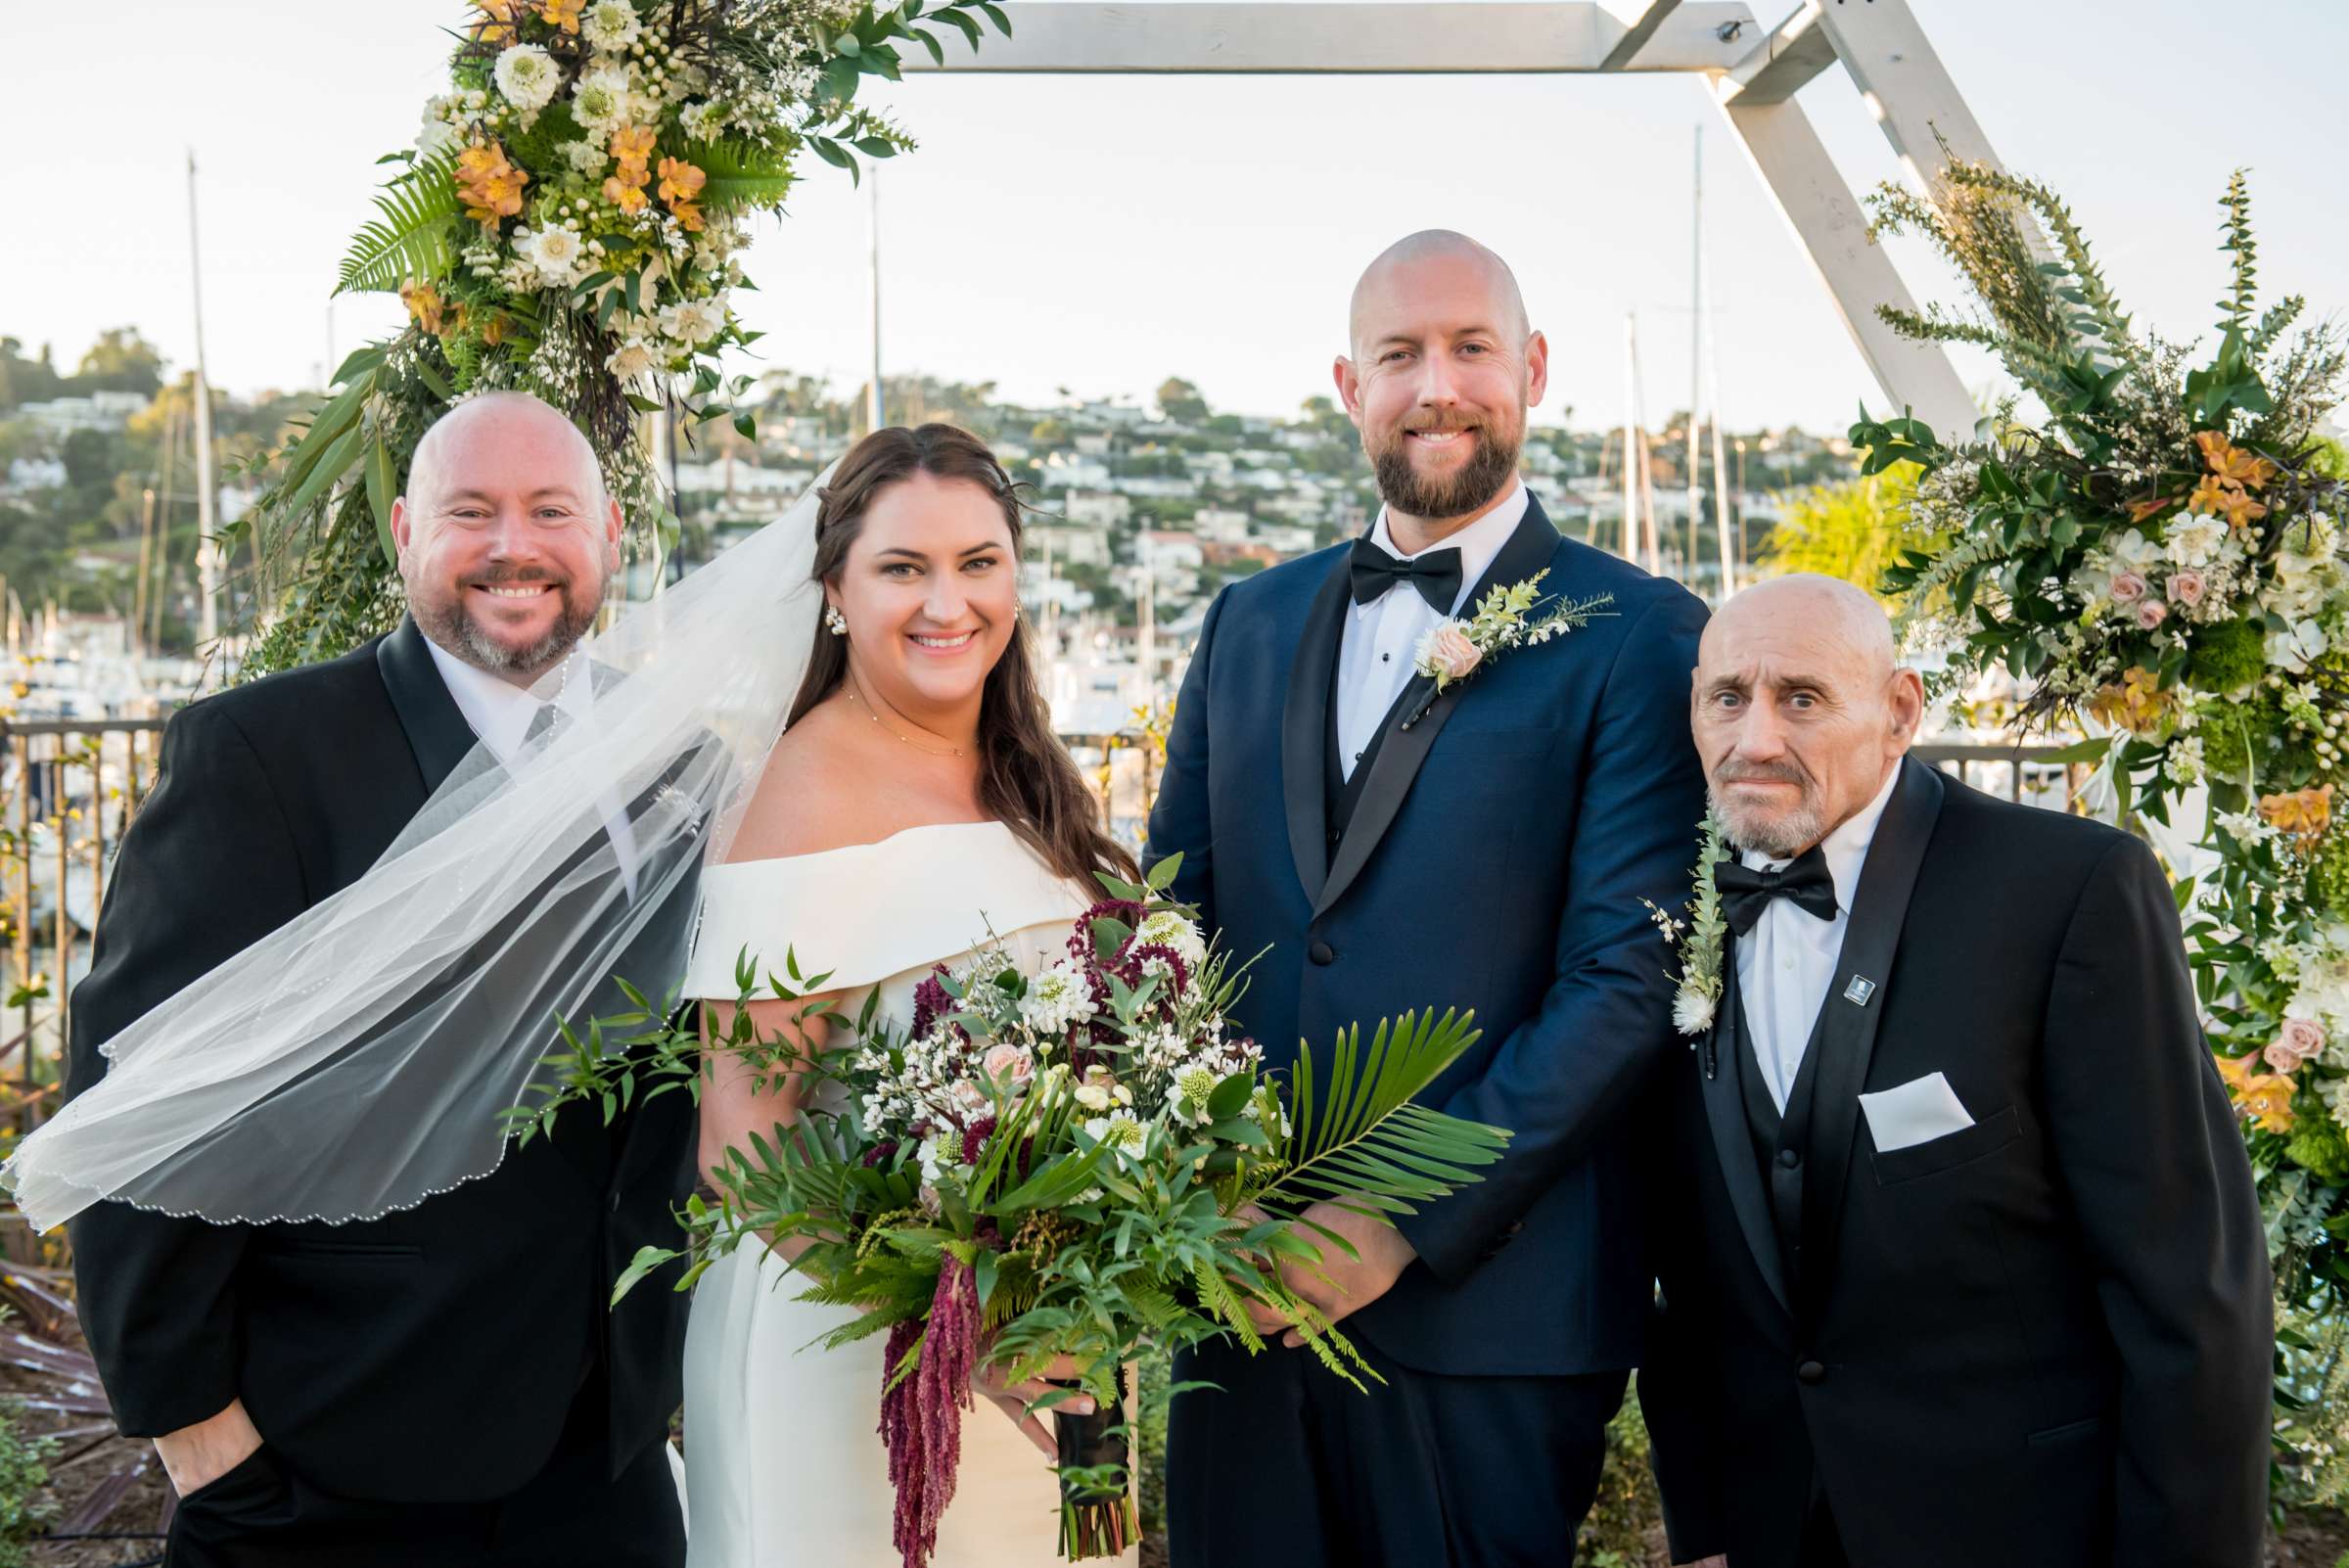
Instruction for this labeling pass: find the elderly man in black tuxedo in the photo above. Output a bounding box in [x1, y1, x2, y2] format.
[67, 392, 696, 1568]
[1641, 574, 2271, 1568]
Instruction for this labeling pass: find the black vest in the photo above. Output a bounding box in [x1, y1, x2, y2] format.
[1733, 975, 1834, 1285]
[1322, 646, 1420, 859]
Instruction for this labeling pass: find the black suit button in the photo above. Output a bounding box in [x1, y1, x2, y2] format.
[1309, 940, 1336, 965]
[1797, 1360, 1826, 1385]
[1777, 1147, 1801, 1169]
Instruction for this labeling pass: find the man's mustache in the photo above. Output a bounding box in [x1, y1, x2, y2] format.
[1714, 760, 1812, 787]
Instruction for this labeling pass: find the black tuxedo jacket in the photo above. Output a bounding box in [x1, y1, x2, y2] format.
[1641, 759, 2271, 1568]
[1148, 497, 1710, 1375]
[65, 618, 701, 1502]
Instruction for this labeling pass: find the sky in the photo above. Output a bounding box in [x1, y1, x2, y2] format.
[6, 0, 2346, 433]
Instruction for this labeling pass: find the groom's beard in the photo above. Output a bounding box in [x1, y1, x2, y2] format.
[1368, 418, 1522, 523]
[420, 565, 607, 678]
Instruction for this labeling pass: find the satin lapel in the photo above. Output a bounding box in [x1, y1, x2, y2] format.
[1800, 758, 1946, 1300]
[375, 617, 478, 793]
[1313, 499, 1563, 921]
[1699, 943, 1793, 1318]
[1280, 552, 1354, 908]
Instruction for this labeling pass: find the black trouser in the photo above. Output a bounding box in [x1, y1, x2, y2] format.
[164, 1372, 682, 1568]
[1167, 1330, 1626, 1568]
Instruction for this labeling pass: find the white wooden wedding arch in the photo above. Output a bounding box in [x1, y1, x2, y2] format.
[906, 0, 2004, 450]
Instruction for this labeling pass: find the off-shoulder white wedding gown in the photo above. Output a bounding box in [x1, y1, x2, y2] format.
[677, 821, 1136, 1567]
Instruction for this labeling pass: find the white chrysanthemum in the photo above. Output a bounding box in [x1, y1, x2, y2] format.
[581, 0, 642, 50]
[572, 65, 636, 136]
[1672, 987, 1716, 1037]
[1019, 958, 1096, 1035]
[1133, 908, 1208, 969]
[494, 44, 562, 113]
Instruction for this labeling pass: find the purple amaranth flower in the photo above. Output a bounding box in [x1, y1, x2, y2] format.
[862, 1139, 901, 1170]
[879, 1255, 981, 1568]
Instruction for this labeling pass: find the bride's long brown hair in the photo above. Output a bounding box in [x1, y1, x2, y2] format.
[789, 424, 1137, 889]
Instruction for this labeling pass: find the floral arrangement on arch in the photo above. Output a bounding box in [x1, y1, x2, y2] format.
[227, 0, 1009, 675]
[1853, 163, 2347, 1462]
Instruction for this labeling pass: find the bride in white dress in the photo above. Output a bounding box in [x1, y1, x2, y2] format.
[677, 425, 1141, 1568]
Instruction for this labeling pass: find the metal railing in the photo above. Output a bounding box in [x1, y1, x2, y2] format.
[0, 717, 167, 1131]
[1910, 741, 2091, 811]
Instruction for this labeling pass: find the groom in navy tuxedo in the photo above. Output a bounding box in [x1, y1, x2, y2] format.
[1148, 230, 1708, 1565]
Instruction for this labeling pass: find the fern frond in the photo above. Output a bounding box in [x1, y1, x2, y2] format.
[696, 136, 799, 212]
[2217, 168, 2258, 338]
[338, 159, 460, 296]
[1191, 1258, 1265, 1355]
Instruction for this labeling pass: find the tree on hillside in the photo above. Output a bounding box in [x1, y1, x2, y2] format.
[1156, 377, 1210, 424]
[1757, 463, 1937, 602]
[0, 341, 65, 411]
[75, 329, 164, 395]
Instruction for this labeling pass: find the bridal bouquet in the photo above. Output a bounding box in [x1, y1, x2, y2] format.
[515, 855, 1508, 1568]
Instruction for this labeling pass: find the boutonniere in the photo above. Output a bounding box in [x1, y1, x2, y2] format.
[1402, 571, 1615, 729]
[1644, 812, 1731, 1074]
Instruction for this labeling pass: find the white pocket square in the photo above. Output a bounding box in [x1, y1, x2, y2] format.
[1859, 1072, 1975, 1153]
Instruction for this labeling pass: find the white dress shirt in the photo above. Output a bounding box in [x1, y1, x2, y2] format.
[424, 637, 642, 896]
[1333, 481, 1530, 780]
[1732, 763, 1901, 1111]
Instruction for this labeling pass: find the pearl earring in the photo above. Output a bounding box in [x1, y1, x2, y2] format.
[825, 605, 848, 637]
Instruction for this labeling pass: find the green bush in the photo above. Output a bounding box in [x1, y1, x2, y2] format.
[1577, 1389, 1663, 1567]
[0, 1398, 58, 1568]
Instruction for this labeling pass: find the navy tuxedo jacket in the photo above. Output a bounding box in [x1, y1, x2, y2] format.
[1147, 497, 1707, 1376]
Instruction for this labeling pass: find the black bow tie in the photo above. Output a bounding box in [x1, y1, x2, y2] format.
[1350, 537, 1463, 611]
[1714, 846, 1838, 937]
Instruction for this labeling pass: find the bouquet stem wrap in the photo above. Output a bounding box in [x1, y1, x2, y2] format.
[1055, 1365, 1133, 1561]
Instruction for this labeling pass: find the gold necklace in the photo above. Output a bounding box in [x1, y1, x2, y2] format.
[846, 677, 966, 759]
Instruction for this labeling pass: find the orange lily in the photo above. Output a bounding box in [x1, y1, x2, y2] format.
[2259, 783, 2333, 845]
[455, 139, 530, 227]
[2196, 429, 2280, 490]
[398, 278, 447, 337]
[2216, 1050, 2298, 1133]
[538, 0, 585, 30]
[2091, 666, 2172, 737]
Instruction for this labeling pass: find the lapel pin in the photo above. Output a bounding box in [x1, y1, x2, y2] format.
[1843, 975, 1877, 1007]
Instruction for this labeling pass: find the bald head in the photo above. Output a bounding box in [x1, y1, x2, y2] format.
[1703, 574, 1897, 681]
[406, 391, 605, 515]
[1348, 230, 1529, 358]
[392, 391, 623, 686]
[1692, 574, 1923, 858]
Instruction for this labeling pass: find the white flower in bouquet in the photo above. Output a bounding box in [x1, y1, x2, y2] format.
[1133, 908, 1208, 970]
[1082, 1109, 1146, 1164]
[1073, 1067, 1132, 1115]
[494, 44, 562, 115]
[677, 100, 726, 142]
[1173, 1064, 1219, 1126]
[2109, 529, 2162, 571]
[572, 65, 637, 136]
[660, 298, 725, 346]
[2268, 619, 2329, 674]
[2165, 513, 2229, 569]
[518, 225, 588, 287]
[606, 339, 658, 386]
[561, 138, 611, 175]
[1018, 957, 1096, 1035]
[581, 0, 642, 51]
[416, 96, 464, 160]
